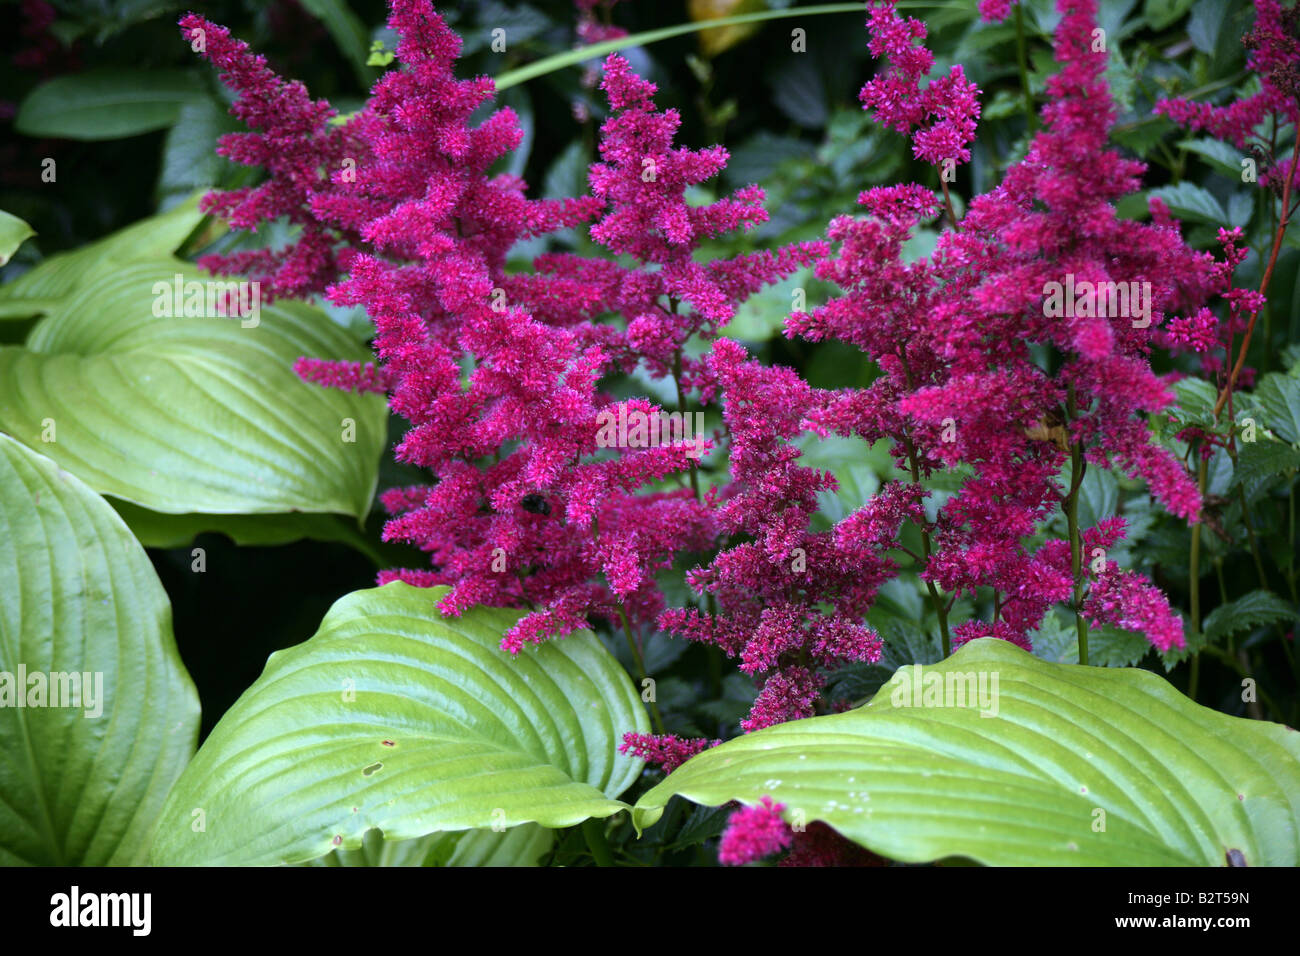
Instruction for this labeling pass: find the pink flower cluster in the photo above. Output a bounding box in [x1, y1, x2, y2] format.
[858, 0, 981, 165]
[717, 796, 791, 866]
[673, 0, 1206, 720]
[618, 733, 719, 774]
[717, 797, 883, 866]
[183, 1, 818, 656]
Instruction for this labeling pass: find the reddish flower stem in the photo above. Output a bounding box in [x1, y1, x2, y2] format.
[1213, 126, 1300, 419]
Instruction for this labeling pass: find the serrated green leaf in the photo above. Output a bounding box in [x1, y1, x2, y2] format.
[1089, 623, 1154, 667]
[1078, 466, 1120, 528]
[1255, 371, 1300, 443]
[0, 434, 199, 865]
[1170, 375, 1218, 425]
[1203, 590, 1299, 643]
[1178, 138, 1245, 178]
[1032, 612, 1150, 667]
[150, 582, 648, 865]
[1231, 439, 1300, 497]
[635, 638, 1300, 865]
[1148, 182, 1228, 226]
[541, 139, 590, 200]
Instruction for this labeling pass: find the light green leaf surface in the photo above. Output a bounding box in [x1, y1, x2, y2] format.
[306, 823, 553, 866]
[0, 204, 385, 517]
[0, 211, 35, 267]
[635, 638, 1300, 866]
[151, 583, 648, 865]
[0, 434, 199, 865]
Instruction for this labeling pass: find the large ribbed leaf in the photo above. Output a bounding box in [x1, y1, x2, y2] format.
[307, 824, 554, 867]
[0, 204, 385, 517]
[634, 638, 1300, 866]
[150, 583, 648, 865]
[0, 434, 199, 865]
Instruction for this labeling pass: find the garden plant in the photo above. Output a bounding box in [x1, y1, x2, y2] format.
[1, 0, 1299, 870]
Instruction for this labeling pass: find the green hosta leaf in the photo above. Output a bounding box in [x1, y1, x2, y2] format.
[0, 206, 385, 517]
[634, 638, 1300, 866]
[15, 70, 205, 140]
[150, 583, 648, 865]
[0, 434, 199, 865]
[0, 200, 204, 320]
[1203, 590, 1299, 643]
[0, 211, 35, 267]
[157, 98, 241, 202]
[307, 823, 553, 866]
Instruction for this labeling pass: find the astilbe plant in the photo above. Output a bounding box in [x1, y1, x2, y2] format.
[180, 0, 1259, 867]
[181, 0, 822, 663]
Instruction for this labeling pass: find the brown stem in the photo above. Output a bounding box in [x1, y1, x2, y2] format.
[940, 177, 960, 231]
[1213, 126, 1300, 419]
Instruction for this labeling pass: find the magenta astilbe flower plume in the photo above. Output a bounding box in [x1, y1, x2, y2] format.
[717, 796, 792, 866]
[538, 53, 827, 388]
[182, 0, 1213, 749]
[658, 337, 887, 732]
[978, 0, 1019, 22]
[178, 13, 364, 299]
[741, 0, 1206, 659]
[618, 733, 718, 773]
[858, 0, 982, 166]
[184, 1, 827, 654]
